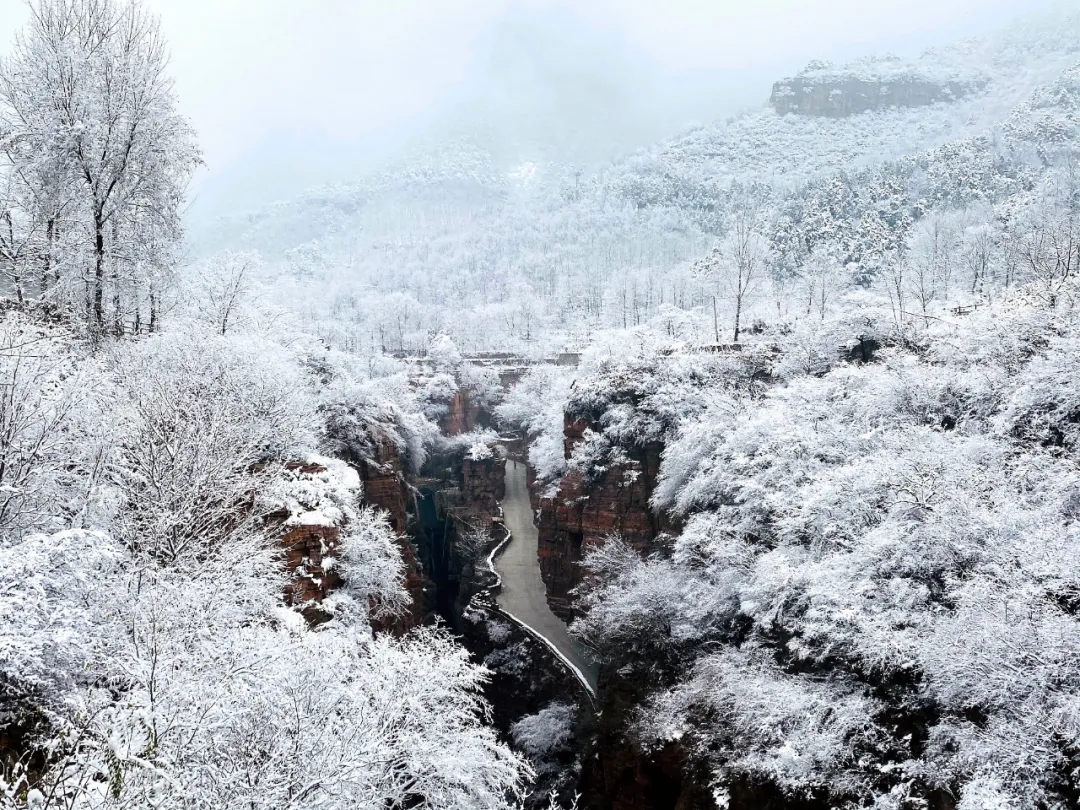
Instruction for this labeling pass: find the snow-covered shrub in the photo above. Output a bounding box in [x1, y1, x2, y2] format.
[321, 373, 436, 476]
[0, 314, 109, 541]
[436, 427, 501, 459]
[33, 545, 528, 810]
[573, 529, 745, 674]
[511, 703, 577, 759]
[107, 324, 317, 563]
[639, 647, 888, 799]
[486, 619, 513, 645]
[420, 371, 460, 420]
[0, 530, 122, 705]
[581, 294, 1080, 805]
[337, 506, 409, 620]
[496, 365, 573, 437]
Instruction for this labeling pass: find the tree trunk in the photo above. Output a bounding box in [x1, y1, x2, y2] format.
[2, 212, 22, 305]
[113, 279, 123, 335]
[93, 210, 105, 332]
[41, 218, 54, 299]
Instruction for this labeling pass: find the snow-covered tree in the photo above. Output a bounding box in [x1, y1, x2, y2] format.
[0, 0, 200, 333]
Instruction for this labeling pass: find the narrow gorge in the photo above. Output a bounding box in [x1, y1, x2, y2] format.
[353, 361, 720, 809]
[288, 356, 715, 808]
[5, 2, 1080, 807]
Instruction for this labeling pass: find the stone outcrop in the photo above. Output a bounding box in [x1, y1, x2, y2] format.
[355, 436, 425, 632]
[533, 416, 670, 621]
[770, 58, 986, 117]
[281, 523, 343, 618]
[356, 436, 410, 534]
[438, 388, 486, 436]
[271, 449, 426, 634]
[269, 460, 349, 626]
[461, 453, 506, 521]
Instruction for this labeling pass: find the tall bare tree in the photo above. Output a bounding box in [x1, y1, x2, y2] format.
[694, 204, 770, 343]
[0, 0, 200, 334]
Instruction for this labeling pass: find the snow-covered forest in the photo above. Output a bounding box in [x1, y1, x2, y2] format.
[192, 6, 1080, 358]
[0, 2, 528, 808]
[5, 0, 1080, 807]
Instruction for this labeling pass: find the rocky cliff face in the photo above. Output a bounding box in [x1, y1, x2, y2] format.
[413, 443, 507, 628]
[529, 417, 708, 810]
[770, 58, 985, 117]
[355, 436, 426, 633]
[281, 523, 343, 619]
[271, 445, 426, 633]
[533, 415, 670, 621]
[438, 387, 489, 436]
[356, 436, 410, 534]
[461, 454, 506, 518]
[270, 460, 348, 625]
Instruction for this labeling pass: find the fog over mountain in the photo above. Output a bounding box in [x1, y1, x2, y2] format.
[183, 0, 1057, 223]
[187, 7, 768, 221]
[5, 2, 1080, 809]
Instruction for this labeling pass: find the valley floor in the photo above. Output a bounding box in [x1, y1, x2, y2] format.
[496, 460, 598, 692]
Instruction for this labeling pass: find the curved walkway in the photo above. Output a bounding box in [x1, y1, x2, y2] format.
[494, 460, 599, 695]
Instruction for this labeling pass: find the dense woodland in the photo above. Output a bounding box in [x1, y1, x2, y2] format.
[5, 0, 1080, 808]
[0, 2, 528, 808]
[194, 7, 1080, 358]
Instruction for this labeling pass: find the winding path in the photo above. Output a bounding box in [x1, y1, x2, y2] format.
[494, 460, 599, 695]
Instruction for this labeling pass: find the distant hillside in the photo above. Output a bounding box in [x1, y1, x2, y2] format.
[187, 6, 1080, 354]
[187, 7, 761, 232]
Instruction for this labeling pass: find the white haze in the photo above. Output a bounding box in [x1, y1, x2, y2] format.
[0, 0, 1058, 220]
[7, 0, 1080, 807]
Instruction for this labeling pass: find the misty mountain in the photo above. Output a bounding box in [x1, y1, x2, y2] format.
[187, 6, 764, 231]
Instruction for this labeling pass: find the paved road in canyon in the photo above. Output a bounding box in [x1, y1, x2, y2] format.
[495, 460, 599, 695]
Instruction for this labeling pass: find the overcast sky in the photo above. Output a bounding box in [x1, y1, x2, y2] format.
[0, 0, 1059, 211]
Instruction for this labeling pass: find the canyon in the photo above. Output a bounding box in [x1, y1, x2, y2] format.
[279, 363, 820, 809]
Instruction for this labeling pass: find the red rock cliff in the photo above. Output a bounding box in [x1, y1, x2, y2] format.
[438, 388, 483, 436]
[272, 451, 424, 634]
[533, 415, 669, 621]
[355, 438, 425, 633]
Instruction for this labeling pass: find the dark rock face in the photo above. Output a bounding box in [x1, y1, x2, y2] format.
[401, 371, 523, 630]
[769, 60, 986, 117]
[438, 388, 489, 436]
[581, 673, 711, 810]
[355, 436, 426, 633]
[413, 439, 508, 628]
[534, 416, 670, 621]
